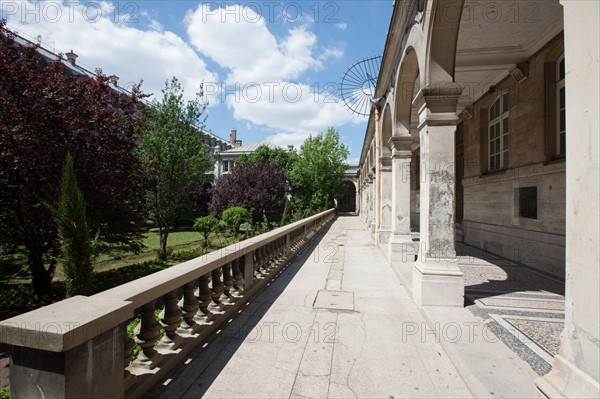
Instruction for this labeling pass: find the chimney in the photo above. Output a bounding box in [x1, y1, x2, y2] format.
[109, 75, 119, 86]
[65, 50, 78, 65]
[230, 129, 242, 148]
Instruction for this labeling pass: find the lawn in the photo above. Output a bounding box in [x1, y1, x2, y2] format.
[0, 230, 237, 319]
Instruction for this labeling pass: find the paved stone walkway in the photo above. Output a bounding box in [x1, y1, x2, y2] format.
[149, 216, 472, 398]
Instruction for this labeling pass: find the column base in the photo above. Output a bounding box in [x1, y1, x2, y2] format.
[412, 258, 464, 307]
[378, 228, 391, 245]
[369, 222, 376, 234]
[535, 355, 600, 398]
[387, 236, 418, 262]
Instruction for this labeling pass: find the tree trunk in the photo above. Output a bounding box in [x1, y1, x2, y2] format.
[158, 227, 169, 260]
[28, 248, 53, 297]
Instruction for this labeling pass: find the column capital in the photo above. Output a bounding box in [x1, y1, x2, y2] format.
[389, 135, 413, 157]
[417, 82, 464, 127]
[379, 156, 392, 169]
[422, 82, 464, 112]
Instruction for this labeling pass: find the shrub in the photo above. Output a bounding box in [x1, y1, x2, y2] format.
[193, 215, 219, 246]
[221, 207, 250, 235]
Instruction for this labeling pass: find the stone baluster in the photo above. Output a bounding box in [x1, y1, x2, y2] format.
[179, 280, 199, 332]
[159, 290, 182, 348]
[210, 268, 225, 312]
[254, 248, 264, 278]
[134, 301, 162, 369]
[260, 246, 271, 275]
[123, 325, 136, 389]
[231, 258, 245, 296]
[196, 273, 214, 323]
[221, 262, 235, 303]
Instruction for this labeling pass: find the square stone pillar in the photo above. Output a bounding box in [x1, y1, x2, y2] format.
[388, 135, 417, 262]
[369, 168, 377, 233]
[412, 84, 464, 307]
[366, 172, 374, 230]
[535, 2, 600, 398]
[378, 156, 392, 244]
[0, 296, 133, 398]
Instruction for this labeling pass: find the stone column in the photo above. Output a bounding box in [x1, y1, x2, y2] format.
[387, 135, 416, 262]
[535, 2, 600, 398]
[378, 156, 392, 243]
[412, 84, 464, 307]
[366, 173, 374, 229]
[355, 182, 360, 214]
[369, 168, 377, 233]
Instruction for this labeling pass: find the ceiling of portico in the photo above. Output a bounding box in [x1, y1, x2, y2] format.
[454, 0, 564, 110]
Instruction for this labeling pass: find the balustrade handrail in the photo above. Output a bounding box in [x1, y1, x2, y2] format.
[0, 208, 336, 399]
[94, 208, 334, 307]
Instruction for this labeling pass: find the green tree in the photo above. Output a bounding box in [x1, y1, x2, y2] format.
[236, 145, 297, 175]
[221, 207, 250, 236]
[290, 127, 349, 214]
[193, 215, 218, 246]
[55, 154, 94, 297]
[137, 77, 213, 260]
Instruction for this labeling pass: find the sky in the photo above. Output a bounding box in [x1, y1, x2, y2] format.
[1, 0, 393, 159]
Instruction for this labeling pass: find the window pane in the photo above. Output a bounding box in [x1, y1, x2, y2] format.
[503, 92, 509, 113]
[503, 117, 509, 134]
[519, 187, 538, 219]
[559, 57, 565, 81]
[560, 110, 566, 133]
[503, 151, 509, 168]
[559, 133, 566, 155]
[503, 133, 509, 149]
[494, 100, 500, 118]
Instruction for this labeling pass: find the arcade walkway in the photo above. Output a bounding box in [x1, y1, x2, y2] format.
[147, 215, 549, 399]
[147, 215, 472, 398]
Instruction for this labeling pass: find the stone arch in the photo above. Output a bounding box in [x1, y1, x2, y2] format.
[381, 103, 393, 156]
[394, 48, 420, 136]
[338, 180, 357, 213]
[425, 0, 464, 84]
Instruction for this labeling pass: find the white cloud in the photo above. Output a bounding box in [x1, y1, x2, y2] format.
[184, 3, 356, 143]
[2, 1, 217, 100]
[335, 22, 347, 30]
[185, 4, 321, 84]
[228, 81, 363, 148]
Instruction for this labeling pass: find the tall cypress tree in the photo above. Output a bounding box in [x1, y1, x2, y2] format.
[56, 153, 93, 297]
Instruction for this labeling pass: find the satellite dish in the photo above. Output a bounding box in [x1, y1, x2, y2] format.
[340, 55, 382, 117]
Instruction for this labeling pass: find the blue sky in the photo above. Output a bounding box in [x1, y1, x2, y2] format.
[1, 1, 393, 158]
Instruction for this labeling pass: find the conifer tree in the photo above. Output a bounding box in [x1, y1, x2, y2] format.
[56, 154, 94, 297]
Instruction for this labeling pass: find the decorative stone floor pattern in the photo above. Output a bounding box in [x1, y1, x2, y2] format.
[479, 297, 565, 311]
[505, 318, 563, 356]
[467, 292, 565, 376]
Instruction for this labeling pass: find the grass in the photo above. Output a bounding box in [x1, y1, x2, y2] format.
[0, 232, 241, 320]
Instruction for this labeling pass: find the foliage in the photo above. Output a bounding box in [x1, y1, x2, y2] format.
[236, 145, 297, 175]
[290, 127, 349, 214]
[55, 154, 94, 297]
[136, 77, 213, 260]
[0, 22, 147, 296]
[193, 215, 219, 245]
[0, 385, 8, 399]
[221, 207, 250, 235]
[280, 198, 291, 226]
[210, 161, 288, 222]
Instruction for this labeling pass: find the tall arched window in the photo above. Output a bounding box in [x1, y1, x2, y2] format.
[556, 54, 566, 156]
[488, 91, 510, 171]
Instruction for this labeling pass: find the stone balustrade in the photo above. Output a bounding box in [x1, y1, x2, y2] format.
[0, 209, 335, 399]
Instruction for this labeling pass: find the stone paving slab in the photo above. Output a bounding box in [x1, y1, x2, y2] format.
[148, 216, 472, 399]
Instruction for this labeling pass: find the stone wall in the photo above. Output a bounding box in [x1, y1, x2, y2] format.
[460, 34, 566, 278]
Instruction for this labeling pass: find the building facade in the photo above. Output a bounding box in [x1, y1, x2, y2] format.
[358, 1, 599, 397]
